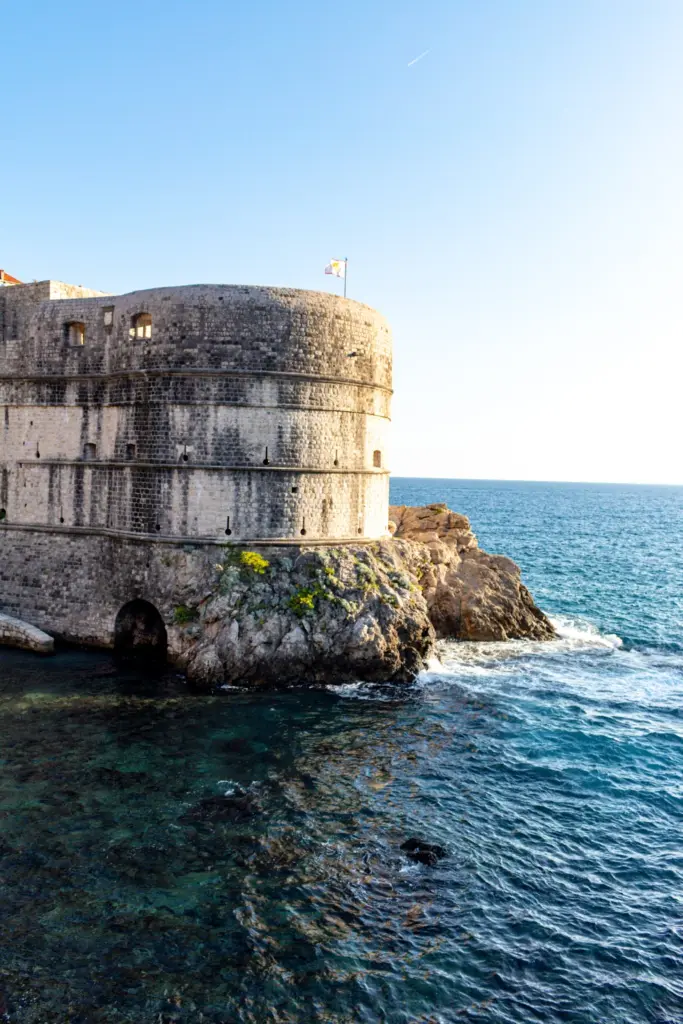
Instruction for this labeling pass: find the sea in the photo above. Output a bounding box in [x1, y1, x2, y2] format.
[0, 478, 681, 1024]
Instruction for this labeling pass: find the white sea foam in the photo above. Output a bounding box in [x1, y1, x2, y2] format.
[550, 615, 623, 650]
[326, 615, 626, 696]
[422, 614, 624, 684]
[425, 653, 445, 672]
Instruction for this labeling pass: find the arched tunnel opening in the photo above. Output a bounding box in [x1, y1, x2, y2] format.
[114, 600, 168, 666]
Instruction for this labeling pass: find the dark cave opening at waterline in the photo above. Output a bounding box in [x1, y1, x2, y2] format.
[113, 599, 167, 665]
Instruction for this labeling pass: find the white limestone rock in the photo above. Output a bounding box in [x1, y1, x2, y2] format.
[0, 613, 55, 654]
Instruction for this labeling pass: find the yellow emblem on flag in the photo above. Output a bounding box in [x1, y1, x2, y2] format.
[325, 259, 346, 279]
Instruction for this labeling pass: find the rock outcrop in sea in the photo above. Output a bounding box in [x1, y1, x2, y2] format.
[182, 541, 435, 688]
[389, 503, 556, 642]
[179, 503, 555, 688]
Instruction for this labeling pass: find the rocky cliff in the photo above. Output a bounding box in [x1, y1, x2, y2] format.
[389, 503, 556, 642]
[181, 541, 435, 688]
[178, 503, 554, 687]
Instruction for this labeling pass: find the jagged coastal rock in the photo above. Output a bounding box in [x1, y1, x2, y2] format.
[178, 503, 555, 687]
[389, 503, 556, 642]
[181, 541, 435, 688]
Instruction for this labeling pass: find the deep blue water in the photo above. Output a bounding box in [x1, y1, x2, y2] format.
[0, 478, 681, 1023]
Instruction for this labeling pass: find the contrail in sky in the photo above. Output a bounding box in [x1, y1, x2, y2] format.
[407, 49, 430, 67]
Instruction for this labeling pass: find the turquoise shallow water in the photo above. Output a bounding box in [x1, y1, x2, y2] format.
[0, 478, 681, 1023]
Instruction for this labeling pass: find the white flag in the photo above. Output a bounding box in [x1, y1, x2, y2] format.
[325, 259, 346, 279]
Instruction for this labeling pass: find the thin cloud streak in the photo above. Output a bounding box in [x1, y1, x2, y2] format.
[407, 49, 430, 68]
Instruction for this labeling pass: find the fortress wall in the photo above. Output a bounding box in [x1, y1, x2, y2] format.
[0, 401, 388, 469]
[0, 285, 391, 387]
[1, 465, 389, 539]
[0, 283, 392, 545]
[0, 527, 217, 652]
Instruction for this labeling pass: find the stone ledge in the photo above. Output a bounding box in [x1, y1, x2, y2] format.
[0, 613, 54, 654]
[0, 522, 382, 546]
[12, 461, 391, 475]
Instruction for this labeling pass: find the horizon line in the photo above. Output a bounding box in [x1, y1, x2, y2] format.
[389, 475, 683, 488]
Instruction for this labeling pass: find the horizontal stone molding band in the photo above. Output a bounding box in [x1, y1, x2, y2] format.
[0, 522, 378, 547]
[0, 366, 394, 396]
[12, 461, 390, 474]
[0, 397, 391, 420]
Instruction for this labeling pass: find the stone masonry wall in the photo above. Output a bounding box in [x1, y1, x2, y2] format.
[0, 526, 216, 654]
[0, 283, 392, 544]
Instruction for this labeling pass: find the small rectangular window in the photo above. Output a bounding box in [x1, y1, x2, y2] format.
[65, 321, 85, 346]
[103, 306, 114, 330]
[126, 443, 136, 460]
[84, 442, 97, 460]
[130, 313, 152, 339]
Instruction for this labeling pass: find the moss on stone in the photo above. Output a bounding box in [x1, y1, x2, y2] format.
[173, 605, 199, 626]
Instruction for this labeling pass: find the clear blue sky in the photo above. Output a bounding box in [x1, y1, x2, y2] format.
[2, 0, 682, 484]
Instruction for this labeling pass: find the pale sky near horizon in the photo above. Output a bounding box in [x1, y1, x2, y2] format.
[2, 1, 682, 485]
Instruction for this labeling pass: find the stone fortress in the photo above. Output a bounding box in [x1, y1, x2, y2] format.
[0, 275, 392, 653]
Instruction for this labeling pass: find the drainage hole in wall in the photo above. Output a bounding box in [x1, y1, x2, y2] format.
[291, 486, 298, 493]
[59, 517, 64, 524]
[225, 528, 232, 536]
[182, 453, 189, 462]
[300, 528, 307, 536]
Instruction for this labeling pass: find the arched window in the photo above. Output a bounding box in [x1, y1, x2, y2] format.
[130, 312, 152, 339]
[373, 450, 382, 468]
[65, 321, 85, 346]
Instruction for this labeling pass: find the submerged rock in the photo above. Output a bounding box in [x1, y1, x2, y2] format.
[179, 789, 261, 824]
[389, 503, 556, 642]
[401, 836, 447, 866]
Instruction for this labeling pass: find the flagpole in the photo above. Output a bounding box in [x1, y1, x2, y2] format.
[344, 257, 348, 299]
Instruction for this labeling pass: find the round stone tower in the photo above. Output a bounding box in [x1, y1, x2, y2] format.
[0, 283, 392, 543]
